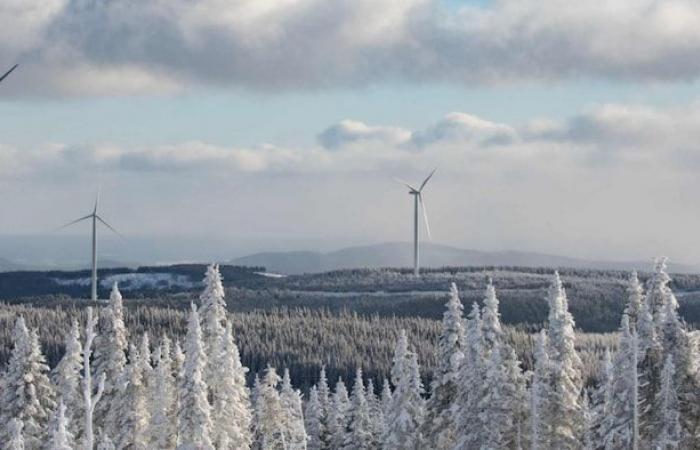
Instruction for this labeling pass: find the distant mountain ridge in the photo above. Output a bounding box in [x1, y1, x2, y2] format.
[231, 242, 699, 274]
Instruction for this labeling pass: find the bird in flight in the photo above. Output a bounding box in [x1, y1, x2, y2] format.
[0, 64, 18, 84]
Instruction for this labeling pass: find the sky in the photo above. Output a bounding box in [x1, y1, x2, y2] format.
[2, 0, 700, 265]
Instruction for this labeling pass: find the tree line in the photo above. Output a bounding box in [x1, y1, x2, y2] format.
[0, 259, 696, 448]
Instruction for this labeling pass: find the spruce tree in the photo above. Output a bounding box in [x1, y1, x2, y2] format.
[252, 367, 287, 450]
[542, 272, 584, 449]
[329, 379, 351, 450]
[654, 356, 681, 450]
[52, 318, 84, 441]
[47, 402, 75, 450]
[384, 330, 425, 449]
[114, 344, 149, 450]
[211, 323, 253, 449]
[344, 368, 374, 450]
[93, 283, 128, 438]
[305, 386, 324, 450]
[7, 418, 25, 450]
[0, 317, 56, 449]
[316, 366, 332, 449]
[421, 282, 464, 449]
[454, 302, 486, 449]
[624, 271, 645, 329]
[280, 368, 308, 450]
[177, 304, 213, 450]
[530, 330, 550, 450]
[147, 337, 177, 449]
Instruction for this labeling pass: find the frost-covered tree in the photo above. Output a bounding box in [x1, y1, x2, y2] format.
[211, 323, 253, 449]
[280, 369, 308, 450]
[384, 330, 424, 449]
[530, 330, 550, 450]
[114, 344, 149, 449]
[7, 418, 25, 450]
[47, 402, 75, 450]
[305, 386, 324, 450]
[52, 318, 83, 440]
[316, 367, 332, 449]
[645, 257, 676, 326]
[636, 289, 663, 441]
[328, 379, 351, 450]
[177, 304, 213, 450]
[344, 368, 374, 450]
[380, 378, 393, 430]
[591, 349, 613, 446]
[454, 302, 486, 450]
[253, 367, 287, 450]
[93, 283, 128, 438]
[581, 391, 594, 450]
[81, 307, 105, 450]
[479, 343, 512, 449]
[624, 271, 645, 329]
[502, 343, 529, 448]
[481, 279, 503, 353]
[199, 263, 227, 369]
[421, 282, 464, 449]
[542, 272, 584, 449]
[365, 379, 385, 449]
[0, 317, 56, 449]
[601, 315, 639, 450]
[147, 336, 177, 450]
[654, 356, 681, 450]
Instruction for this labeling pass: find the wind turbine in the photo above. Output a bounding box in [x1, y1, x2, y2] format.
[395, 168, 436, 276]
[0, 64, 18, 84]
[57, 190, 123, 301]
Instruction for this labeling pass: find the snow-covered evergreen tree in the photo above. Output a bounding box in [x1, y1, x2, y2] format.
[93, 283, 128, 438]
[305, 386, 324, 450]
[601, 315, 639, 450]
[177, 304, 213, 450]
[280, 368, 308, 450]
[541, 272, 584, 449]
[530, 330, 550, 450]
[343, 368, 374, 450]
[316, 367, 332, 449]
[198, 263, 227, 372]
[82, 307, 105, 450]
[147, 336, 177, 449]
[47, 402, 75, 450]
[114, 344, 149, 449]
[384, 330, 425, 449]
[380, 378, 393, 436]
[479, 343, 512, 449]
[52, 318, 84, 440]
[454, 302, 486, 450]
[211, 323, 253, 449]
[328, 378, 351, 450]
[7, 418, 25, 450]
[645, 257, 676, 325]
[421, 282, 464, 449]
[654, 356, 681, 450]
[591, 349, 613, 446]
[481, 278, 503, 353]
[624, 271, 645, 329]
[253, 367, 287, 450]
[365, 379, 385, 449]
[0, 317, 56, 449]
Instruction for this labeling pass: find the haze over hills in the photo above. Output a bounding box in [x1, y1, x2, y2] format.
[231, 242, 699, 274]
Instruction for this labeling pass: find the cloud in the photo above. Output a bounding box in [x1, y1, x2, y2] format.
[5, 0, 700, 96]
[4, 101, 700, 177]
[318, 120, 411, 149]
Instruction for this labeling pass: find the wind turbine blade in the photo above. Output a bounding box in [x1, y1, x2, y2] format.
[419, 194, 431, 240]
[96, 215, 126, 240]
[418, 167, 437, 192]
[393, 178, 417, 191]
[0, 64, 18, 84]
[55, 214, 93, 231]
[93, 187, 101, 215]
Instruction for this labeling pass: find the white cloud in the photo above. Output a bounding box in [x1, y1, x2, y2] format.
[4, 0, 700, 96]
[318, 120, 411, 149]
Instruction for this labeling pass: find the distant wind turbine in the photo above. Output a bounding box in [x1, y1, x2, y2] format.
[56, 190, 124, 301]
[0, 64, 18, 84]
[395, 168, 436, 276]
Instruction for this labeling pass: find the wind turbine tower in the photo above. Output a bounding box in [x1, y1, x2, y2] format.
[57, 191, 123, 301]
[396, 169, 436, 276]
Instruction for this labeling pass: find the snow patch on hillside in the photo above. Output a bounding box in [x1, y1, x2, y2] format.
[52, 273, 199, 290]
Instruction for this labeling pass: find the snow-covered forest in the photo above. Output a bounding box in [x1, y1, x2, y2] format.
[1, 259, 697, 449]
